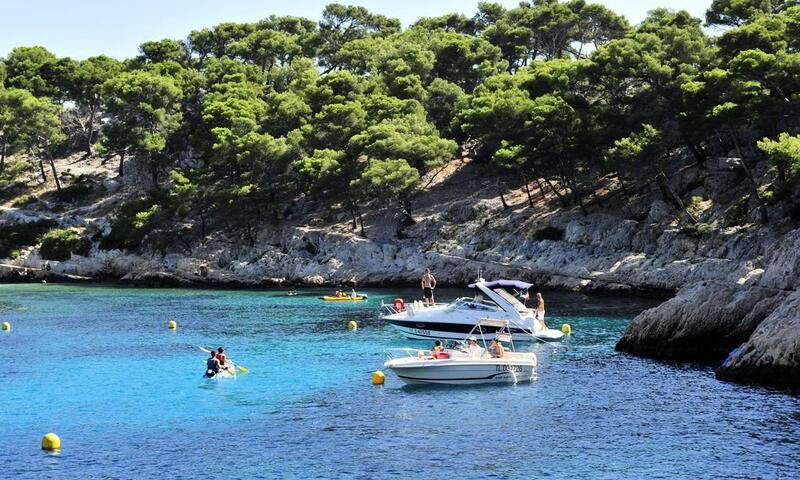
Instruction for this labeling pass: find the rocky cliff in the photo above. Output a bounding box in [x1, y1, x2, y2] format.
[2, 155, 799, 388]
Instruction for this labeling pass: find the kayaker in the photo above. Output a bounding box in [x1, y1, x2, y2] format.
[216, 347, 230, 368]
[206, 351, 220, 377]
[421, 268, 437, 307]
[351, 289, 357, 299]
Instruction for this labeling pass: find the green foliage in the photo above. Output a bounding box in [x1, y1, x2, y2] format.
[350, 158, 420, 215]
[100, 70, 183, 184]
[706, 0, 791, 27]
[0, 88, 63, 159]
[757, 133, 800, 180]
[3, 46, 59, 97]
[679, 222, 715, 237]
[99, 197, 166, 251]
[291, 149, 345, 193]
[4, 1, 800, 245]
[0, 159, 29, 200]
[11, 194, 37, 208]
[0, 219, 57, 259]
[726, 195, 753, 226]
[39, 228, 91, 261]
[348, 114, 457, 172]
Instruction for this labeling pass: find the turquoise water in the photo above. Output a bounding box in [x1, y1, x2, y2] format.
[1, 284, 798, 479]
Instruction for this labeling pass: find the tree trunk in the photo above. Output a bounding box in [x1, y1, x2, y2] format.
[732, 136, 768, 224]
[534, 177, 546, 201]
[85, 108, 95, 155]
[0, 143, 6, 172]
[522, 174, 533, 207]
[38, 158, 48, 183]
[118, 152, 126, 177]
[347, 196, 359, 231]
[150, 159, 159, 190]
[497, 179, 509, 209]
[544, 177, 568, 207]
[401, 196, 415, 224]
[199, 209, 207, 239]
[566, 175, 588, 215]
[354, 202, 366, 237]
[656, 171, 697, 223]
[48, 154, 62, 194]
[681, 130, 707, 165]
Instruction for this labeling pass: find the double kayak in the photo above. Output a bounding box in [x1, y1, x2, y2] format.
[320, 295, 367, 301]
[204, 364, 237, 380]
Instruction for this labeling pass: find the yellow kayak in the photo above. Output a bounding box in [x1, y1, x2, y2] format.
[320, 296, 367, 301]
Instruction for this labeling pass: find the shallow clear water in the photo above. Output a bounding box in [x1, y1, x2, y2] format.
[1, 284, 798, 479]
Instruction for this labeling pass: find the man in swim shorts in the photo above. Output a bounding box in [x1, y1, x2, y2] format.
[421, 268, 437, 306]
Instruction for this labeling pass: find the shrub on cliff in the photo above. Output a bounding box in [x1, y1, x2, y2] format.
[99, 196, 167, 251]
[0, 219, 57, 259]
[39, 228, 91, 261]
[11, 194, 37, 207]
[531, 226, 564, 241]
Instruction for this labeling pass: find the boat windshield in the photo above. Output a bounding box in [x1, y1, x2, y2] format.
[452, 298, 500, 312]
[491, 288, 530, 314]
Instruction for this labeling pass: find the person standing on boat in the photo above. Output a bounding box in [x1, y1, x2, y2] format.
[534, 292, 547, 331]
[206, 351, 220, 377]
[421, 268, 437, 306]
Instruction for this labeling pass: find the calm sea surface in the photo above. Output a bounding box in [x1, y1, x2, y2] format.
[1, 284, 798, 479]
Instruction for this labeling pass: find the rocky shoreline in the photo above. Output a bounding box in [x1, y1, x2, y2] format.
[2, 157, 799, 389]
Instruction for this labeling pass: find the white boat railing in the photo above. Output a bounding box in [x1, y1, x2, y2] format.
[384, 348, 427, 360]
[380, 301, 399, 315]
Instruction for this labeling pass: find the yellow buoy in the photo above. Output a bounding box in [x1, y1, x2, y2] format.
[41, 432, 61, 451]
[561, 323, 571, 335]
[371, 371, 385, 385]
[168, 320, 177, 330]
[347, 320, 358, 331]
[1, 321, 9, 331]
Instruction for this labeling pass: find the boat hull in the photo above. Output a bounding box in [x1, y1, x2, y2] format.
[320, 296, 367, 301]
[384, 357, 536, 385]
[385, 318, 563, 342]
[204, 365, 236, 380]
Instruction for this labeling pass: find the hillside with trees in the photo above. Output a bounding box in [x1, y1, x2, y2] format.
[3, 1, 800, 387]
[1, 0, 798, 262]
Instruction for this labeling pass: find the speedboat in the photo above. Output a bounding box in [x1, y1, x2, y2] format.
[383, 318, 537, 385]
[381, 279, 564, 342]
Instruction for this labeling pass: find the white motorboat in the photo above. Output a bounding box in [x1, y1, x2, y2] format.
[381, 279, 564, 342]
[384, 318, 537, 385]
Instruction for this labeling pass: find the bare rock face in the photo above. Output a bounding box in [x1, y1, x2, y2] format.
[615, 282, 789, 361]
[758, 229, 800, 290]
[716, 289, 800, 387]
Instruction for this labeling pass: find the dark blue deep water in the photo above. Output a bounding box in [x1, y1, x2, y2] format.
[1, 284, 798, 479]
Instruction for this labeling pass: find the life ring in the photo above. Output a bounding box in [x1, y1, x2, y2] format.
[393, 298, 405, 312]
